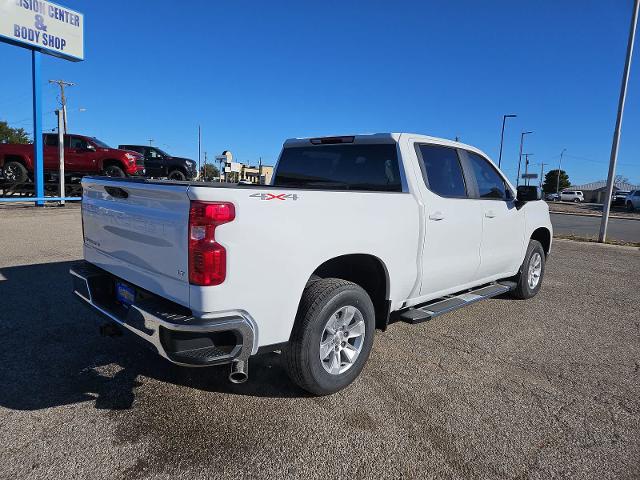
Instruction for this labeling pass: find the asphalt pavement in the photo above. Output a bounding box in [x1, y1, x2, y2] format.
[1, 206, 639, 479]
[551, 212, 640, 243]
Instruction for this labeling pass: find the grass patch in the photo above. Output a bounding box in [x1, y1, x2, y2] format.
[554, 234, 640, 248]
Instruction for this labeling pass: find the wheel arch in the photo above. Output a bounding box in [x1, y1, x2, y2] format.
[101, 158, 125, 170]
[2, 154, 30, 169]
[306, 253, 391, 330]
[530, 227, 551, 255]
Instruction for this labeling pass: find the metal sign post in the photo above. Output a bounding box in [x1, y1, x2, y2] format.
[599, 0, 639, 242]
[57, 109, 65, 205]
[32, 50, 44, 206]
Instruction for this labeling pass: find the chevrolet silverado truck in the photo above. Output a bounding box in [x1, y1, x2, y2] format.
[118, 144, 198, 181]
[71, 133, 552, 395]
[0, 134, 144, 183]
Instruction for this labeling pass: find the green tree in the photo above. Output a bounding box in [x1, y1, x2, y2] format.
[200, 163, 220, 181]
[0, 121, 30, 144]
[542, 169, 570, 193]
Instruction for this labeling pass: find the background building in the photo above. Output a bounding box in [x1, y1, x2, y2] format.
[567, 180, 639, 203]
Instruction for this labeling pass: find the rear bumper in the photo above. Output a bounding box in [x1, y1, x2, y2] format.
[70, 261, 255, 367]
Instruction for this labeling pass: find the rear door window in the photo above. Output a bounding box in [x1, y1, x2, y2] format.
[273, 143, 402, 192]
[415, 144, 467, 198]
[466, 152, 508, 200]
[44, 134, 58, 147]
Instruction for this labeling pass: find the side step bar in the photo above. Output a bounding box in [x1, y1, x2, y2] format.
[399, 282, 515, 324]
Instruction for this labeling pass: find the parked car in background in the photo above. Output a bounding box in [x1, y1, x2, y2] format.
[560, 190, 584, 203]
[0, 134, 144, 183]
[612, 190, 631, 206]
[118, 145, 198, 181]
[625, 190, 640, 211]
[545, 193, 560, 201]
[73, 133, 552, 395]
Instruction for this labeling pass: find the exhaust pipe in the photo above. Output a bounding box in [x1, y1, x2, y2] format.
[99, 322, 122, 337]
[229, 359, 248, 384]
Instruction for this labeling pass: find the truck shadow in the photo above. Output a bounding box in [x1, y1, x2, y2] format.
[0, 261, 306, 412]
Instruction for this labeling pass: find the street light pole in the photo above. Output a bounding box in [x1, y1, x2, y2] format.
[516, 131, 533, 187]
[498, 114, 517, 169]
[556, 148, 566, 195]
[599, 0, 639, 242]
[523, 153, 533, 185]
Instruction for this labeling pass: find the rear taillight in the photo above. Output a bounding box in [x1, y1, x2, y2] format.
[188, 201, 235, 286]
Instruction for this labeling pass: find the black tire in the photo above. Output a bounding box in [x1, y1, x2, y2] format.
[627, 202, 635, 212]
[574, 198, 580, 203]
[104, 164, 126, 177]
[510, 240, 545, 300]
[168, 169, 186, 181]
[283, 278, 375, 396]
[2, 160, 28, 183]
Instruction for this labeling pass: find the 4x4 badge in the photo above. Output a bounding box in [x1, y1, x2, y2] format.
[249, 193, 298, 201]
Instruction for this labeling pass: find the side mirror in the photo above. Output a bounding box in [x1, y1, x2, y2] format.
[516, 185, 542, 203]
[85, 144, 96, 152]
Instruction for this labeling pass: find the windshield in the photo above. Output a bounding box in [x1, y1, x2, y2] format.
[273, 143, 402, 192]
[91, 138, 111, 149]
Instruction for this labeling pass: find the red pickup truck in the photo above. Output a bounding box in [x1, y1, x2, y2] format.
[0, 133, 144, 183]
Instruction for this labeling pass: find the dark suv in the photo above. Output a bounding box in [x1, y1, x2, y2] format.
[118, 145, 198, 181]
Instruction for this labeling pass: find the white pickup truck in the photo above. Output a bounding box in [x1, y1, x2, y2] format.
[72, 133, 552, 395]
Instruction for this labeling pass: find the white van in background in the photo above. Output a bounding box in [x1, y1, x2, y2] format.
[560, 190, 584, 203]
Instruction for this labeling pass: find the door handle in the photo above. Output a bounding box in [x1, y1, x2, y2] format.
[429, 211, 445, 221]
[484, 210, 496, 218]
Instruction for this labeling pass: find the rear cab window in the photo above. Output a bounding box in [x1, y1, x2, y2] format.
[273, 142, 402, 192]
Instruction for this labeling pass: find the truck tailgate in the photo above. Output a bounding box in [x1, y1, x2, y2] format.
[81, 178, 191, 306]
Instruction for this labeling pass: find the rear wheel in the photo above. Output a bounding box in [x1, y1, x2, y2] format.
[627, 201, 635, 212]
[104, 164, 125, 177]
[2, 161, 28, 183]
[168, 169, 186, 181]
[283, 278, 375, 396]
[510, 240, 545, 300]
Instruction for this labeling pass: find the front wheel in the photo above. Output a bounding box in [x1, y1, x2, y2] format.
[283, 278, 375, 396]
[104, 164, 126, 177]
[510, 240, 545, 299]
[627, 202, 635, 212]
[168, 169, 187, 181]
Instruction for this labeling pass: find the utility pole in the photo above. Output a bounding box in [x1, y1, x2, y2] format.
[148, 139, 154, 146]
[203, 151, 207, 181]
[539, 162, 546, 188]
[600, 0, 639, 242]
[197, 126, 201, 176]
[517, 131, 533, 187]
[556, 148, 566, 195]
[258, 156, 262, 185]
[48, 79, 74, 133]
[498, 114, 517, 168]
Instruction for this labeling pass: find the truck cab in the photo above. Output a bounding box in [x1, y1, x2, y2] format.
[118, 145, 198, 181]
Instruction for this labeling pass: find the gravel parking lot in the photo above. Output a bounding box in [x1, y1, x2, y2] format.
[1, 206, 639, 479]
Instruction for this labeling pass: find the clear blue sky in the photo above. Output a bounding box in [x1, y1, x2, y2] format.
[1, 0, 638, 185]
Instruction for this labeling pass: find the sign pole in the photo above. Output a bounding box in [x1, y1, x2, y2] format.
[31, 50, 44, 206]
[57, 110, 65, 205]
[599, 0, 639, 243]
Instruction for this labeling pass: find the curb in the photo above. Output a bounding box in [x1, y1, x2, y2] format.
[549, 211, 640, 222]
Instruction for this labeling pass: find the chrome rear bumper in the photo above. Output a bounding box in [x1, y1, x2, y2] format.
[70, 261, 255, 367]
